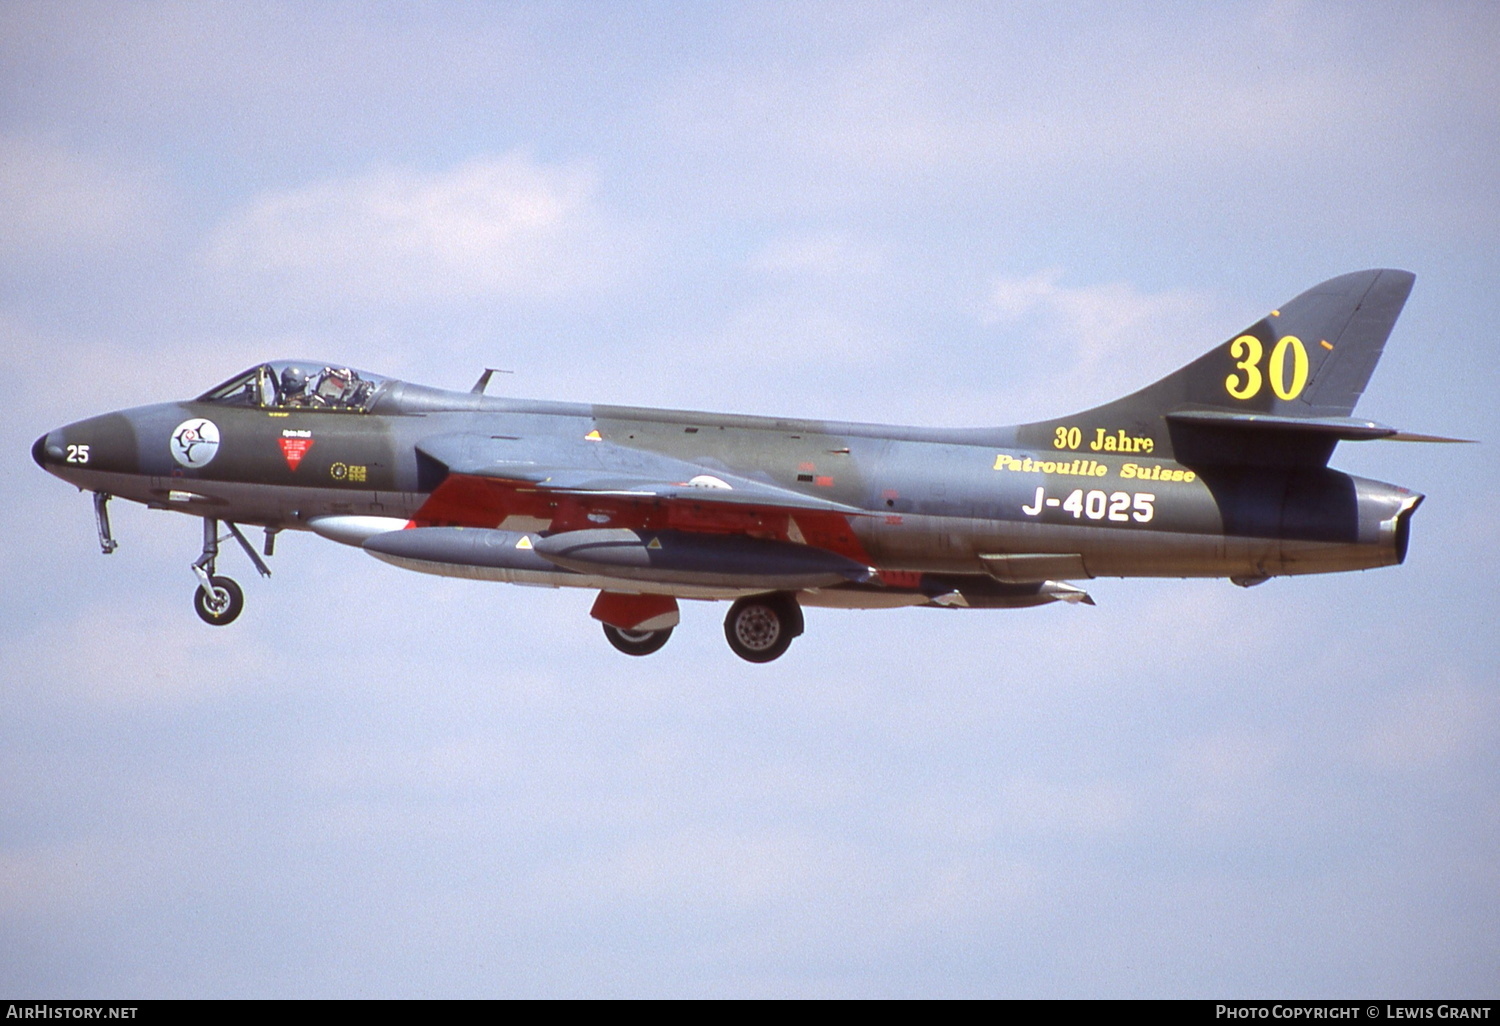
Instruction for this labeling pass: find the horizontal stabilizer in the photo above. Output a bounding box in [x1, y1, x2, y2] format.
[1164, 410, 1476, 449]
[1164, 410, 1400, 441]
[1385, 431, 1477, 444]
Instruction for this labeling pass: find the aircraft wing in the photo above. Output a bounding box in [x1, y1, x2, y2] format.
[415, 432, 866, 514]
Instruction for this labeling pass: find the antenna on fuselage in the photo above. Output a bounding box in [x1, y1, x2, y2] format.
[471, 368, 513, 394]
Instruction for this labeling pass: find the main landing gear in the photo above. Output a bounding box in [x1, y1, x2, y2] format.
[601, 623, 674, 656]
[591, 589, 805, 662]
[190, 515, 271, 626]
[722, 593, 804, 663]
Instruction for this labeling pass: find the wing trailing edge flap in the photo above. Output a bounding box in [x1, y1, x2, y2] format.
[416, 432, 865, 514]
[975, 554, 1095, 604]
[979, 552, 1090, 583]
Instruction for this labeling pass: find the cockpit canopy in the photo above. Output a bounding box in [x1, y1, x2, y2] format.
[197, 361, 388, 412]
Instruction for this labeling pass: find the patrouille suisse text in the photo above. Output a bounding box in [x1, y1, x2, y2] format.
[993, 454, 1196, 483]
[993, 454, 1108, 476]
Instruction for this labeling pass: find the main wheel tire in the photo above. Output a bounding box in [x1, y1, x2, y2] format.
[723, 594, 802, 663]
[194, 575, 244, 626]
[602, 623, 673, 656]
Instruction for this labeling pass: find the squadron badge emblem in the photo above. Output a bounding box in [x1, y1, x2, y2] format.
[170, 418, 220, 468]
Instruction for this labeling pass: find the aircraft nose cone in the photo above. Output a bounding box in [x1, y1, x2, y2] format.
[32, 431, 50, 469]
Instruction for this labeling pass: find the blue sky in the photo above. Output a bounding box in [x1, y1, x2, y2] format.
[2, 1, 1497, 997]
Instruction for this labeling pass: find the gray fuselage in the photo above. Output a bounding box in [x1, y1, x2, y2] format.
[34, 375, 1419, 608]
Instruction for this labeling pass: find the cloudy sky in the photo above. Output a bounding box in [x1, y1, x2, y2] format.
[2, 1, 1497, 998]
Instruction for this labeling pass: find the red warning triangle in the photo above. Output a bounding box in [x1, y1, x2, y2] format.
[279, 437, 314, 471]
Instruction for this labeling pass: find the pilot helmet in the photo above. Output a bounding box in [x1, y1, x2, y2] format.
[280, 365, 308, 395]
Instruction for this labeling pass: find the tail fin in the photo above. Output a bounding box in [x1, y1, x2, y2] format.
[1022, 269, 1416, 466]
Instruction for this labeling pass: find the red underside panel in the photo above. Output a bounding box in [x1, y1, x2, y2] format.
[413, 473, 876, 565]
[590, 592, 679, 630]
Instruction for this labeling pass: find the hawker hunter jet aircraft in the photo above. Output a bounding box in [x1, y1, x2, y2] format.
[34, 269, 1458, 662]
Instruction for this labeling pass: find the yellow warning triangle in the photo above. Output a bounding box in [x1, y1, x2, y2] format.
[647, 537, 662, 550]
[516, 535, 534, 549]
[584, 429, 602, 441]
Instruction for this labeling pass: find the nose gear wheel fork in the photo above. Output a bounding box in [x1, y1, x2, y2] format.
[189, 517, 269, 626]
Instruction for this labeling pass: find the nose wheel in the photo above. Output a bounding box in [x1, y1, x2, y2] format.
[194, 575, 244, 625]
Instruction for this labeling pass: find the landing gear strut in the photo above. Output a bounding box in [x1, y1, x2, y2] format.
[190, 516, 270, 626]
[92, 492, 118, 554]
[723, 593, 804, 663]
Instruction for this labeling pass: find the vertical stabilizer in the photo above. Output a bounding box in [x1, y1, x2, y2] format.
[1015, 270, 1416, 465]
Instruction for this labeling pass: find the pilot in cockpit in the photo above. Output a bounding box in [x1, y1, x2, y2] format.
[278, 365, 311, 407]
[313, 367, 351, 405]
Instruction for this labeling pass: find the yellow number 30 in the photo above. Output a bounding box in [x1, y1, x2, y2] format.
[1225, 334, 1309, 401]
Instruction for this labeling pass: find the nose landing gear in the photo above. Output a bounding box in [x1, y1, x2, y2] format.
[190, 516, 271, 627]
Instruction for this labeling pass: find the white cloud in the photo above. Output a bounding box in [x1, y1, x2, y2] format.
[6, 595, 264, 708]
[982, 269, 1211, 413]
[1359, 679, 1497, 770]
[207, 153, 637, 305]
[748, 233, 884, 276]
[0, 136, 160, 258]
[665, 6, 1495, 185]
[0, 840, 104, 917]
[986, 269, 1202, 360]
[598, 825, 824, 907]
[1000, 773, 1135, 839]
[1166, 730, 1287, 827]
[663, 13, 1332, 178]
[0, 314, 197, 421]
